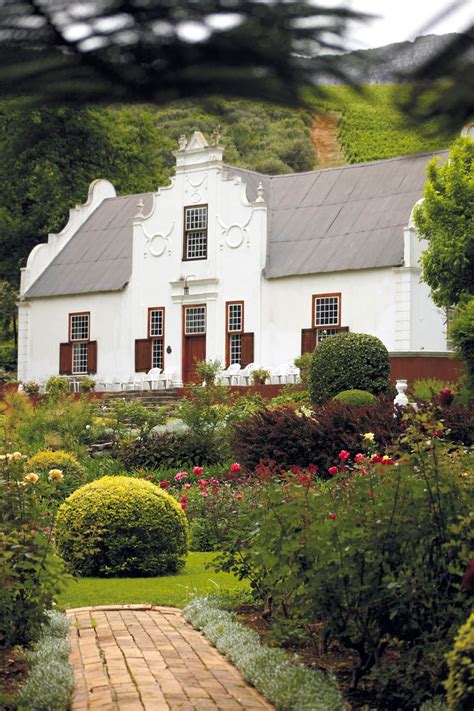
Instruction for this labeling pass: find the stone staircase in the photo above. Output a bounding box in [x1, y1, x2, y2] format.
[101, 389, 181, 408]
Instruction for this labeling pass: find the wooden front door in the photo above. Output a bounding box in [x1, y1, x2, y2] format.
[182, 305, 207, 384]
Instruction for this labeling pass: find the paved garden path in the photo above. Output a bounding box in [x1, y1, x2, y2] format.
[67, 605, 276, 711]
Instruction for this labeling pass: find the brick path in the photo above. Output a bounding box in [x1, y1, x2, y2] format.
[67, 605, 276, 711]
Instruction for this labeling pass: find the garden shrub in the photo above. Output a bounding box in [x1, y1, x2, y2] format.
[441, 402, 474, 446]
[309, 332, 390, 403]
[0, 452, 68, 649]
[27, 450, 86, 496]
[217, 410, 474, 708]
[232, 398, 401, 473]
[44, 376, 70, 398]
[17, 610, 74, 711]
[332, 389, 376, 406]
[0, 341, 17, 371]
[120, 430, 225, 469]
[445, 611, 474, 710]
[56, 476, 188, 576]
[412, 378, 457, 402]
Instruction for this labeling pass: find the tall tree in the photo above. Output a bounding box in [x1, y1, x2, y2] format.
[414, 136, 474, 309]
[414, 136, 474, 391]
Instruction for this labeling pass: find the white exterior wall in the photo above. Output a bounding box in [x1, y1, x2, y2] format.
[18, 134, 450, 383]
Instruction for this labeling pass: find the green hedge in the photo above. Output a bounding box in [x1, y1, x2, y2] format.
[56, 476, 188, 576]
[333, 389, 376, 406]
[310, 332, 390, 403]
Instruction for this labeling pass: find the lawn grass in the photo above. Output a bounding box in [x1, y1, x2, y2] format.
[57, 552, 247, 609]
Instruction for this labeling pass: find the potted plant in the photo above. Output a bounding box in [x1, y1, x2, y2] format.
[79, 376, 96, 393]
[23, 381, 40, 395]
[252, 368, 270, 385]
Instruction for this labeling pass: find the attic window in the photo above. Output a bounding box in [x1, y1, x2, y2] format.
[183, 205, 208, 260]
[313, 294, 341, 328]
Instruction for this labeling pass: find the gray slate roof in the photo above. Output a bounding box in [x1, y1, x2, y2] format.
[25, 193, 153, 298]
[226, 151, 448, 278]
[24, 151, 447, 298]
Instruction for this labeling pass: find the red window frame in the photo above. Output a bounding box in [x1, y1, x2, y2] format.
[225, 301, 244, 367]
[147, 307, 165, 370]
[182, 204, 208, 261]
[312, 293, 341, 329]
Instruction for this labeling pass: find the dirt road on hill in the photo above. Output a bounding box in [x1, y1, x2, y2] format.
[312, 112, 344, 168]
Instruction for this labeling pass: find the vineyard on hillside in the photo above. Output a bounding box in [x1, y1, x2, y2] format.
[311, 85, 456, 164]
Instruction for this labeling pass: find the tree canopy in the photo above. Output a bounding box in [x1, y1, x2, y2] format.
[0, 99, 315, 285]
[414, 136, 474, 309]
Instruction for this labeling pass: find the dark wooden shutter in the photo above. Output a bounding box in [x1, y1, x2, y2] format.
[59, 343, 73, 375]
[301, 328, 317, 354]
[135, 338, 152, 372]
[241, 332, 254, 368]
[88, 341, 97, 373]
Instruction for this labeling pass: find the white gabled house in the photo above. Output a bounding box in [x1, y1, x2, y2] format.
[18, 131, 449, 386]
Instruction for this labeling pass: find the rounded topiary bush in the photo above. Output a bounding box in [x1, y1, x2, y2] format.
[28, 450, 85, 495]
[310, 332, 390, 403]
[333, 389, 376, 406]
[56, 476, 188, 577]
[445, 610, 474, 710]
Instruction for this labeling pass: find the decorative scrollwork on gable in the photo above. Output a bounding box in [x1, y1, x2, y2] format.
[217, 214, 253, 250]
[143, 221, 175, 257]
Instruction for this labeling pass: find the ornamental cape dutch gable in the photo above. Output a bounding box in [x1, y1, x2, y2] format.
[18, 131, 450, 385]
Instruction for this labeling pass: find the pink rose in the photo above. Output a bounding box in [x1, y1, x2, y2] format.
[338, 450, 350, 461]
[184, 483, 192, 490]
[175, 471, 188, 481]
[328, 466, 338, 476]
[230, 463, 241, 472]
[235, 493, 243, 500]
[354, 453, 365, 464]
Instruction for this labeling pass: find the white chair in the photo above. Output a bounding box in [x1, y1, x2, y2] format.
[121, 374, 141, 391]
[219, 363, 241, 386]
[286, 365, 301, 384]
[157, 368, 176, 389]
[144, 368, 162, 390]
[269, 364, 290, 385]
[239, 362, 259, 386]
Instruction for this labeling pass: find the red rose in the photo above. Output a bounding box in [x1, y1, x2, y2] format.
[235, 493, 243, 500]
[159, 481, 169, 488]
[184, 483, 192, 490]
[230, 463, 241, 472]
[354, 453, 365, 464]
[328, 466, 338, 476]
[338, 450, 350, 461]
[147, 474, 153, 480]
[328, 513, 337, 520]
[179, 495, 187, 504]
[193, 466, 203, 476]
[181, 503, 187, 511]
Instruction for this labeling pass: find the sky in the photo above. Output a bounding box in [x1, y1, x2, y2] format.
[343, 0, 473, 50]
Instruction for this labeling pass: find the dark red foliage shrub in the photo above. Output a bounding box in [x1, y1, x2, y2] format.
[440, 402, 474, 445]
[231, 397, 402, 473]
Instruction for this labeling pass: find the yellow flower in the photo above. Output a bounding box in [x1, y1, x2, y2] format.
[48, 469, 64, 482]
[24, 472, 39, 484]
[382, 455, 391, 461]
[0, 454, 6, 461]
[363, 432, 375, 441]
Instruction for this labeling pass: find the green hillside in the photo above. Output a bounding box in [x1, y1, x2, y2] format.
[311, 84, 456, 163]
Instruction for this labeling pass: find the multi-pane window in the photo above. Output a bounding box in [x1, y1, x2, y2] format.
[226, 302, 244, 366]
[185, 306, 206, 334]
[148, 308, 165, 370]
[314, 295, 340, 327]
[72, 342, 88, 374]
[184, 205, 208, 260]
[152, 339, 163, 369]
[316, 328, 339, 344]
[70, 313, 90, 341]
[149, 309, 163, 337]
